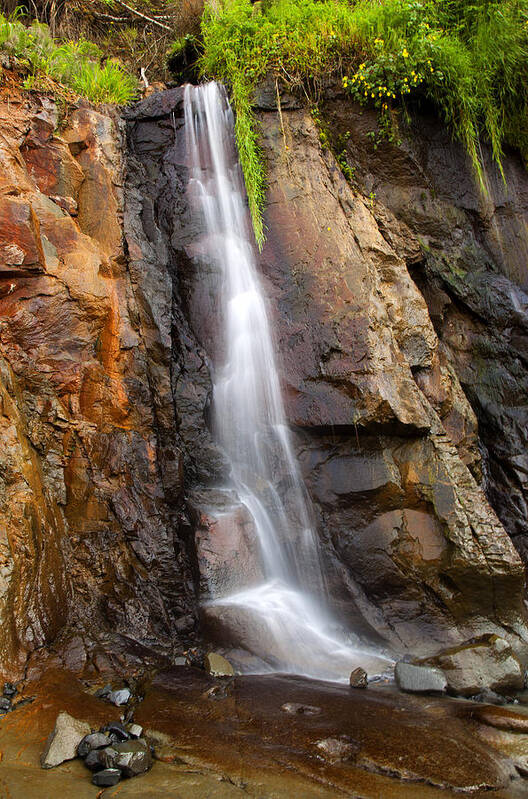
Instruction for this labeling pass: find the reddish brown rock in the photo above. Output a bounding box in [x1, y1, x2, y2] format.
[124, 86, 528, 667]
[0, 196, 46, 273]
[0, 89, 196, 680]
[319, 92, 528, 568]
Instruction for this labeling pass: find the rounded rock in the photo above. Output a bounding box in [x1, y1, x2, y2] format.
[92, 768, 121, 787]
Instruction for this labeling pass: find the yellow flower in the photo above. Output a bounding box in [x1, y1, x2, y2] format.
[402, 48, 409, 58]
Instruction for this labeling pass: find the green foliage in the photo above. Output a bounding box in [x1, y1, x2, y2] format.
[0, 10, 138, 103]
[199, 0, 528, 245]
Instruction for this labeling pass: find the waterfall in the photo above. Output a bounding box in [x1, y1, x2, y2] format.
[184, 82, 390, 681]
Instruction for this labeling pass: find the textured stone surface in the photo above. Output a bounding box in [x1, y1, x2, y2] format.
[40, 711, 90, 768]
[0, 79, 526, 681]
[0, 87, 196, 680]
[395, 662, 447, 694]
[420, 635, 525, 697]
[256, 103, 528, 657]
[1, 667, 526, 799]
[205, 651, 235, 677]
[320, 93, 528, 566]
[123, 86, 528, 666]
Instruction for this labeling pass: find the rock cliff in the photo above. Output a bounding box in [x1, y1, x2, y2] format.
[0, 80, 526, 678]
[0, 84, 196, 680]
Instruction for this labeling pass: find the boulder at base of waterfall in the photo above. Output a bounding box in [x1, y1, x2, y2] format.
[41, 711, 91, 768]
[349, 667, 368, 688]
[395, 662, 447, 694]
[205, 652, 235, 677]
[418, 635, 524, 697]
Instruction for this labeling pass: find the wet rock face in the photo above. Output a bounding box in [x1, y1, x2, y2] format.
[256, 102, 527, 656]
[125, 87, 527, 662]
[419, 634, 525, 697]
[0, 88, 196, 679]
[0, 81, 526, 678]
[321, 95, 528, 566]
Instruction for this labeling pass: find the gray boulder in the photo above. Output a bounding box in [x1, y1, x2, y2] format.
[41, 711, 91, 768]
[395, 661, 447, 694]
[419, 635, 524, 697]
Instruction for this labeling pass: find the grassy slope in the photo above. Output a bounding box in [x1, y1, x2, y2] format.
[199, 0, 528, 247]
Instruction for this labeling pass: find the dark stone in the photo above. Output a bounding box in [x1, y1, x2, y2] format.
[92, 768, 121, 787]
[185, 648, 205, 669]
[77, 732, 112, 758]
[102, 721, 130, 743]
[203, 683, 232, 700]
[84, 749, 106, 772]
[3, 682, 17, 698]
[322, 96, 528, 566]
[0, 697, 11, 712]
[349, 668, 368, 689]
[114, 738, 152, 777]
[94, 684, 112, 699]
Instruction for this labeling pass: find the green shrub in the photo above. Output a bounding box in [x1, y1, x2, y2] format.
[199, 0, 528, 247]
[0, 11, 138, 104]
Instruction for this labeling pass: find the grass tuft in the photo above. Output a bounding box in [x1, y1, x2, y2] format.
[0, 10, 138, 104]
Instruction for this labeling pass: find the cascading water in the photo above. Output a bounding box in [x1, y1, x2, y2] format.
[184, 82, 391, 681]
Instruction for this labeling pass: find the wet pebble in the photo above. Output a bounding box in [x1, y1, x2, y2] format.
[349, 667, 368, 689]
[114, 739, 152, 777]
[92, 768, 121, 787]
[281, 702, 322, 715]
[102, 721, 131, 742]
[108, 688, 132, 706]
[315, 736, 360, 763]
[77, 732, 112, 758]
[0, 696, 11, 712]
[205, 652, 234, 677]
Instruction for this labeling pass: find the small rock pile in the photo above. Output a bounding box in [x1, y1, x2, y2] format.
[0, 681, 33, 716]
[78, 721, 152, 787]
[0, 682, 17, 716]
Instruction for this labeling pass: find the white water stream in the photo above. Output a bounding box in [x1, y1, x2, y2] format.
[184, 82, 391, 681]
